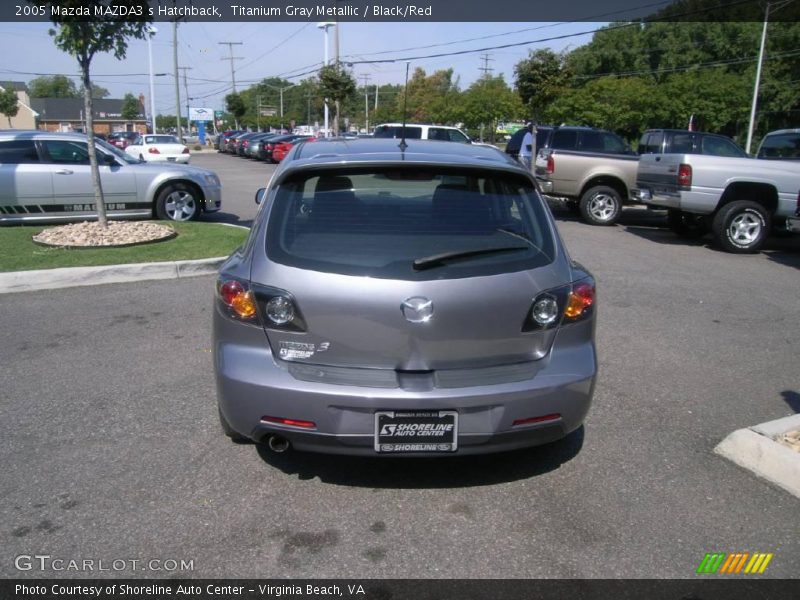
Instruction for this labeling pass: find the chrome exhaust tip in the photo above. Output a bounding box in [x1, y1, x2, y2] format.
[267, 435, 290, 453]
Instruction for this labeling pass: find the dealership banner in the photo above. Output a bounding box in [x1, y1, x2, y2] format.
[3, 579, 800, 600]
[4, 0, 793, 23]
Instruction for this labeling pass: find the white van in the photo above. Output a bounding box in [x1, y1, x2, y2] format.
[372, 123, 472, 143]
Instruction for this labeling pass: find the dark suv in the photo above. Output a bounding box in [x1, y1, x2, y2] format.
[756, 129, 800, 160]
[505, 126, 554, 162]
[638, 129, 746, 158]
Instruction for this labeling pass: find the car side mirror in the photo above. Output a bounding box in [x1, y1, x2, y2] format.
[103, 154, 117, 165]
[255, 188, 266, 205]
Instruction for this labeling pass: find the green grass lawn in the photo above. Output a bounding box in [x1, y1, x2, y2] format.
[0, 221, 248, 272]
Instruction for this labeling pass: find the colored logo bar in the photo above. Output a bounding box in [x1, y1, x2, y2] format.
[696, 552, 773, 574]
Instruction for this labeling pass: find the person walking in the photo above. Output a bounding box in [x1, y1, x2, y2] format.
[518, 123, 534, 170]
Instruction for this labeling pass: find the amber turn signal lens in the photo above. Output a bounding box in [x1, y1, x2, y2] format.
[231, 290, 257, 318]
[564, 282, 594, 318]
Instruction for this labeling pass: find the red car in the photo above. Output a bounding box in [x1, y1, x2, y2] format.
[107, 131, 139, 150]
[272, 137, 316, 163]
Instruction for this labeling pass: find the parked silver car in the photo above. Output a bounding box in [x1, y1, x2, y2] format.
[0, 131, 221, 223]
[214, 139, 597, 456]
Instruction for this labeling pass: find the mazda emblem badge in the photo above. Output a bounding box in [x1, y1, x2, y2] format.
[401, 297, 434, 323]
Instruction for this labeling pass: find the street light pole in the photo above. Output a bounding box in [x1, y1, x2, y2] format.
[745, 0, 792, 154]
[172, 21, 182, 143]
[317, 22, 335, 138]
[146, 26, 158, 134]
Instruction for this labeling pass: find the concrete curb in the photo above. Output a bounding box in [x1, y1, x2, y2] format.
[0, 257, 226, 294]
[714, 414, 800, 499]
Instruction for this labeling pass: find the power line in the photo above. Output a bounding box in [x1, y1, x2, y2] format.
[338, 0, 675, 62]
[340, 0, 756, 67]
[235, 22, 312, 75]
[574, 48, 800, 80]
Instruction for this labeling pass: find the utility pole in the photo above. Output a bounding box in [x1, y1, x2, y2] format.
[219, 41, 243, 129]
[218, 41, 243, 93]
[256, 95, 261, 130]
[374, 84, 378, 110]
[179, 66, 192, 136]
[479, 53, 494, 78]
[172, 21, 182, 143]
[359, 74, 370, 133]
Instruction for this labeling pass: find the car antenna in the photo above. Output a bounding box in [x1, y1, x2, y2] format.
[399, 61, 410, 152]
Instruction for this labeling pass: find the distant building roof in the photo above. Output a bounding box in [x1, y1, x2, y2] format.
[30, 98, 145, 121]
[0, 81, 28, 92]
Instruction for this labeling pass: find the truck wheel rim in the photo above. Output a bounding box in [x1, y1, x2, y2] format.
[729, 213, 761, 245]
[165, 190, 197, 221]
[588, 193, 617, 221]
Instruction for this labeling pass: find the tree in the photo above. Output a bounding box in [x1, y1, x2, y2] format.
[0, 86, 19, 127]
[28, 74, 80, 98]
[545, 76, 661, 142]
[514, 49, 571, 122]
[318, 65, 356, 134]
[88, 84, 110, 99]
[121, 93, 141, 121]
[156, 114, 187, 132]
[398, 68, 461, 124]
[461, 75, 524, 142]
[225, 92, 246, 129]
[30, 0, 151, 228]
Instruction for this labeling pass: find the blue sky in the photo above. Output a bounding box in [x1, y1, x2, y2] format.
[0, 21, 601, 116]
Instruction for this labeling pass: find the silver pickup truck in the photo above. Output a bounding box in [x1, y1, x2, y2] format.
[534, 126, 640, 226]
[637, 153, 800, 253]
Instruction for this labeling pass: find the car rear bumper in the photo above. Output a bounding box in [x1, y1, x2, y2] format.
[214, 312, 596, 456]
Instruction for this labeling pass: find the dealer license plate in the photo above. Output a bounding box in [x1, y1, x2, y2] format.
[374, 411, 458, 453]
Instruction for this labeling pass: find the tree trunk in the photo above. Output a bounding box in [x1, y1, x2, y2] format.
[334, 100, 340, 135]
[82, 62, 108, 228]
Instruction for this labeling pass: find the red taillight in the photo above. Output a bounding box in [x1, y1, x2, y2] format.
[182, 147, 190, 154]
[564, 282, 595, 320]
[513, 413, 561, 427]
[546, 154, 555, 174]
[218, 280, 257, 319]
[796, 191, 800, 216]
[243, 140, 249, 147]
[148, 147, 160, 154]
[261, 416, 316, 429]
[678, 163, 692, 187]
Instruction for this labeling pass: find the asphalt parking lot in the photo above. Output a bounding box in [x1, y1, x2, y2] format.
[1, 152, 798, 579]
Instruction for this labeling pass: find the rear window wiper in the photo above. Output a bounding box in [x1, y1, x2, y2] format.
[413, 245, 530, 271]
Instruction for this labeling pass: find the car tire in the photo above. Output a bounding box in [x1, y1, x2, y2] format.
[579, 185, 622, 226]
[711, 200, 770, 254]
[218, 407, 248, 443]
[155, 183, 200, 222]
[667, 209, 708, 239]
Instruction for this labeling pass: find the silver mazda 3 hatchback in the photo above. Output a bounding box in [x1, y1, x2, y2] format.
[213, 139, 597, 456]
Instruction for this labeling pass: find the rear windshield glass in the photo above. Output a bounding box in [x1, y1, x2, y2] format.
[373, 126, 423, 139]
[145, 135, 180, 144]
[265, 168, 556, 280]
[758, 133, 800, 159]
